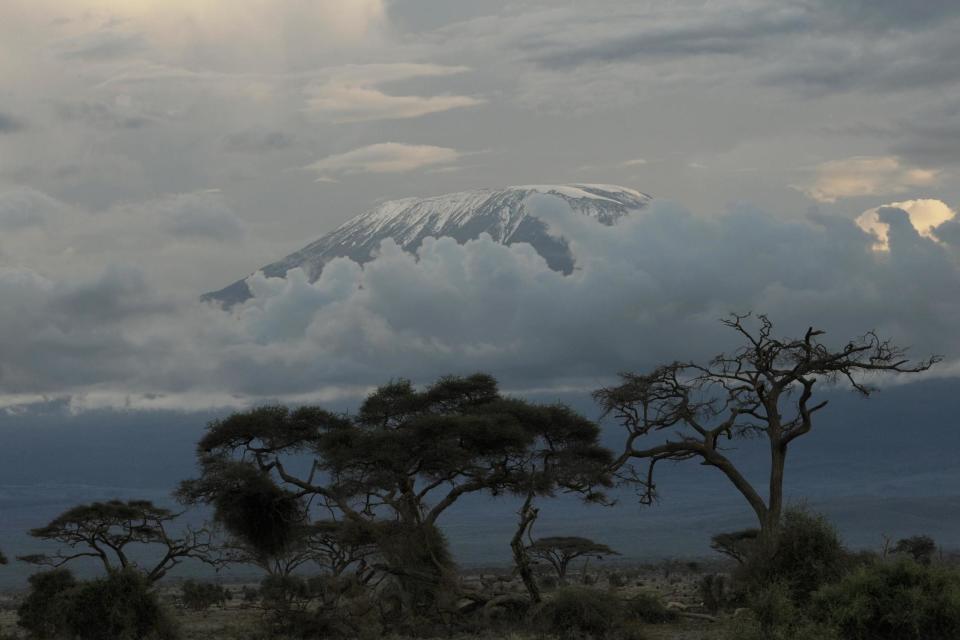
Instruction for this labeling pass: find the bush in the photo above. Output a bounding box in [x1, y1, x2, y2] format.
[699, 574, 732, 614]
[18, 568, 178, 640]
[259, 574, 312, 612]
[736, 508, 849, 605]
[623, 591, 678, 624]
[533, 587, 624, 640]
[608, 571, 628, 588]
[179, 579, 230, 611]
[17, 569, 78, 638]
[811, 558, 960, 640]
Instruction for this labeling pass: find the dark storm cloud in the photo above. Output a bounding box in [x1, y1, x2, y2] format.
[815, 0, 960, 29]
[761, 38, 960, 95]
[530, 10, 810, 69]
[892, 101, 960, 166]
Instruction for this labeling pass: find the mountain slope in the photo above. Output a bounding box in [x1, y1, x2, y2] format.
[204, 184, 651, 306]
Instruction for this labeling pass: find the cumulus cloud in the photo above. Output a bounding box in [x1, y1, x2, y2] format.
[1, 194, 958, 410]
[800, 156, 939, 203]
[304, 143, 464, 181]
[0, 188, 251, 294]
[304, 64, 483, 123]
[856, 199, 956, 251]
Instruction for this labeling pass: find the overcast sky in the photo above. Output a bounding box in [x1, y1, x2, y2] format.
[0, 0, 958, 409]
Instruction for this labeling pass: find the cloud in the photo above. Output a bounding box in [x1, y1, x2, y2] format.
[0, 188, 251, 294]
[855, 199, 956, 251]
[153, 192, 245, 241]
[0, 112, 24, 133]
[57, 30, 146, 61]
[0, 187, 65, 231]
[530, 5, 808, 69]
[799, 156, 940, 203]
[223, 130, 294, 153]
[54, 100, 153, 130]
[2, 193, 958, 410]
[304, 143, 463, 180]
[304, 64, 483, 123]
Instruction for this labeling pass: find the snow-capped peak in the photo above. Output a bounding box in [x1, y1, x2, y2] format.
[204, 184, 651, 306]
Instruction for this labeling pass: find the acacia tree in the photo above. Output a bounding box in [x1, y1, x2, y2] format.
[19, 499, 220, 583]
[179, 373, 613, 612]
[526, 536, 620, 582]
[595, 314, 938, 537]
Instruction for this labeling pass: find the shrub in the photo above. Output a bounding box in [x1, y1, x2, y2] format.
[18, 568, 178, 640]
[533, 587, 624, 640]
[17, 569, 77, 638]
[259, 574, 312, 612]
[179, 579, 230, 611]
[623, 591, 678, 624]
[699, 573, 732, 614]
[736, 508, 848, 605]
[608, 571, 628, 588]
[811, 558, 960, 640]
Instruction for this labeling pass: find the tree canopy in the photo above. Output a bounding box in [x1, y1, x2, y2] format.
[19, 499, 220, 583]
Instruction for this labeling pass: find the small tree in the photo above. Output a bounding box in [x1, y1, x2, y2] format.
[527, 536, 620, 582]
[710, 528, 759, 564]
[19, 499, 220, 583]
[893, 535, 938, 565]
[595, 314, 937, 538]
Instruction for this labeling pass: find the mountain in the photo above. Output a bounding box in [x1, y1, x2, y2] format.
[203, 184, 651, 306]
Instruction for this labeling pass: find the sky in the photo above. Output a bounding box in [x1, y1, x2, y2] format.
[0, 0, 959, 410]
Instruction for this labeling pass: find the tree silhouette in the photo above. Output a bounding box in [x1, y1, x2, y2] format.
[179, 373, 612, 611]
[595, 314, 937, 537]
[19, 499, 220, 583]
[526, 536, 620, 582]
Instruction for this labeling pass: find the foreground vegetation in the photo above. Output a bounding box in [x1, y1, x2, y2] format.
[0, 314, 950, 639]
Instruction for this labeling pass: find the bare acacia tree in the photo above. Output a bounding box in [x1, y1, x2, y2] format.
[595, 314, 938, 537]
[19, 499, 221, 583]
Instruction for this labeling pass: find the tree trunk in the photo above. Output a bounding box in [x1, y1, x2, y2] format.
[765, 442, 787, 537]
[511, 492, 541, 604]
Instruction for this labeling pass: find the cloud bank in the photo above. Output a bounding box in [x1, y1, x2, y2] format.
[0, 193, 957, 411]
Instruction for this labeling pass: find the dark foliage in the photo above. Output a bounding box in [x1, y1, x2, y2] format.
[18, 568, 178, 640]
[893, 535, 937, 565]
[16, 569, 78, 639]
[811, 559, 960, 640]
[734, 508, 849, 606]
[533, 587, 625, 640]
[623, 591, 678, 623]
[179, 579, 230, 611]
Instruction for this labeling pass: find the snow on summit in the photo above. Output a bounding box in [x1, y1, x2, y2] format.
[204, 184, 651, 306]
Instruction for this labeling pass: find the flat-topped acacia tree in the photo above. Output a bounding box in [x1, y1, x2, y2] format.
[179, 373, 612, 609]
[19, 500, 219, 583]
[594, 314, 938, 538]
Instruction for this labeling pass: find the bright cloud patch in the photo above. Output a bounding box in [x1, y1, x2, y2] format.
[304, 64, 483, 123]
[305, 143, 463, 181]
[802, 156, 939, 203]
[856, 199, 956, 251]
